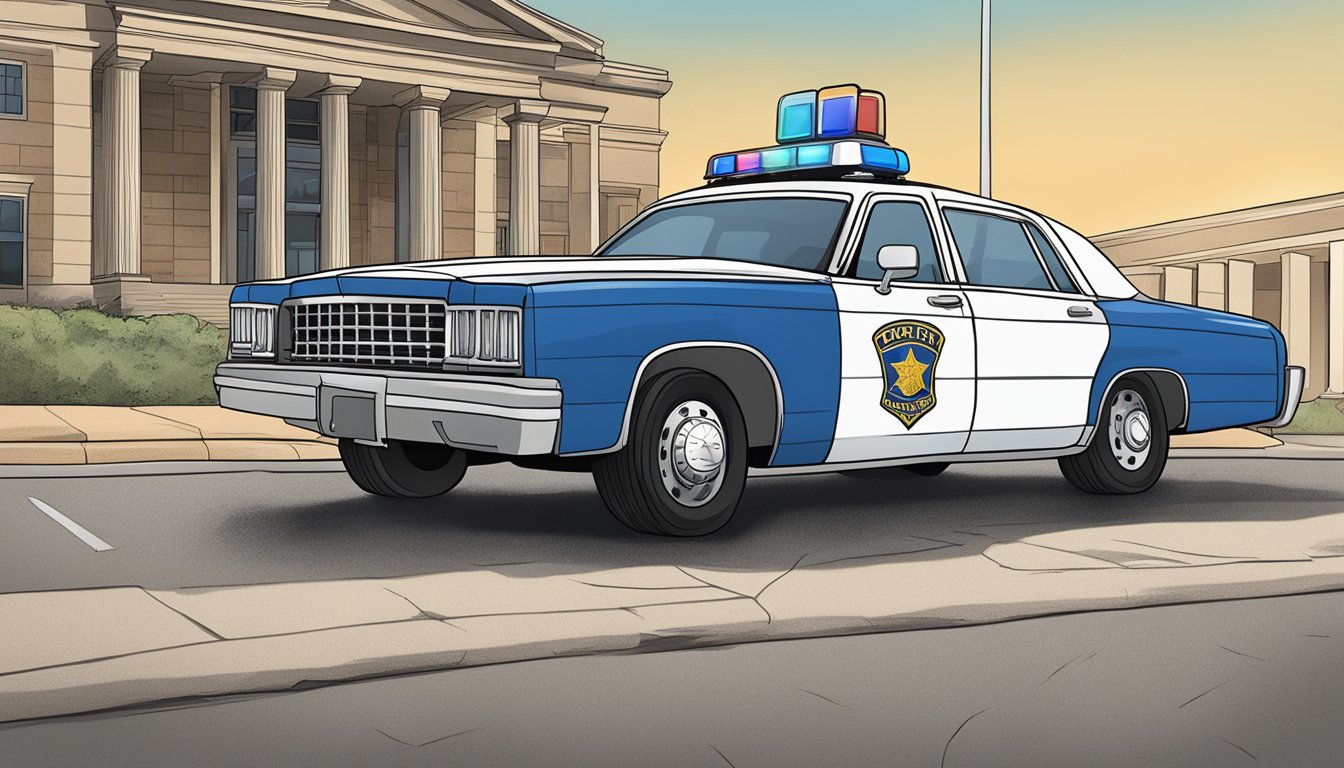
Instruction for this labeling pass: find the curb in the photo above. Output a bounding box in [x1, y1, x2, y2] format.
[5, 512, 1344, 723]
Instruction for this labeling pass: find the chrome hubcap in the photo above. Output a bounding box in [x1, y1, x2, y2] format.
[1109, 388, 1151, 472]
[659, 400, 726, 507]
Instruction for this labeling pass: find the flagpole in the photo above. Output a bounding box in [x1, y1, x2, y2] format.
[980, 0, 992, 198]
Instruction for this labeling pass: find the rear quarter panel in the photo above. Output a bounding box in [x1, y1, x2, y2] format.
[1093, 298, 1285, 432]
[526, 279, 841, 464]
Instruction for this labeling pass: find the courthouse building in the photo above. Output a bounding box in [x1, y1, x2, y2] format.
[1095, 194, 1344, 402]
[0, 0, 670, 325]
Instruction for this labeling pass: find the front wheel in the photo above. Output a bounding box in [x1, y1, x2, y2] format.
[339, 438, 468, 498]
[593, 370, 748, 536]
[1059, 376, 1169, 494]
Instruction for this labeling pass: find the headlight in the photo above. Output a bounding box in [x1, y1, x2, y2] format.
[229, 304, 277, 359]
[446, 306, 521, 367]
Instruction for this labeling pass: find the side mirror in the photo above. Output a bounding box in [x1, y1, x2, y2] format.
[875, 245, 920, 295]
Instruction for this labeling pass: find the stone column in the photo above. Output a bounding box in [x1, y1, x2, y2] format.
[395, 86, 449, 262]
[1227, 259, 1256, 317]
[1326, 241, 1344, 397]
[253, 68, 296, 280]
[97, 46, 152, 278]
[318, 75, 360, 272]
[1196, 261, 1226, 311]
[503, 100, 549, 256]
[1162, 265, 1195, 305]
[1281, 252, 1313, 372]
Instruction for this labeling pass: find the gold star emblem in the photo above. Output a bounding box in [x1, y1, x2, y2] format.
[890, 348, 929, 397]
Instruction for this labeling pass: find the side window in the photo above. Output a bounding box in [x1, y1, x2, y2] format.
[1025, 223, 1078, 293]
[0, 62, 23, 117]
[852, 201, 942, 283]
[945, 209, 1052, 291]
[0, 196, 23, 286]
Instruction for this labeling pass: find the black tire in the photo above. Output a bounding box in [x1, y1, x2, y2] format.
[593, 370, 748, 536]
[1059, 375, 1169, 494]
[339, 438, 468, 498]
[841, 462, 950, 480]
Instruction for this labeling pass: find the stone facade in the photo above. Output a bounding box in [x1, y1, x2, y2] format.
[1095, 193, 1344, 402]
[0, 0, 670, 324]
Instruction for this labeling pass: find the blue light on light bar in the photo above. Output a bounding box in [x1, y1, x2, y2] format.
[796, 144, 831, 167]
[860, 144, 910, 175]
[709, 155, 735, 176]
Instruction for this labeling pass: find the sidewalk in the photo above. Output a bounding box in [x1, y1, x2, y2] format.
[0, 406, 337, 464]
[6, 511, 1344, 722]
[0, 406, 1322, 464]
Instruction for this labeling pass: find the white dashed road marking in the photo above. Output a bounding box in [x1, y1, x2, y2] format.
[28, 496, 114, 552]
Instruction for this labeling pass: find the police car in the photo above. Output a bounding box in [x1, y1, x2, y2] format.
[216, 84, 1303, 536]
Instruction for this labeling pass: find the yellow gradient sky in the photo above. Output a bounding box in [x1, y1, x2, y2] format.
[528, 0, 1343, 235]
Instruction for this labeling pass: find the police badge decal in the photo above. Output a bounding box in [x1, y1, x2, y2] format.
[873, 320, 944, 428]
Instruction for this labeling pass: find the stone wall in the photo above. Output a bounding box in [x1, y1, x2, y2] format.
[138, 79, 211, 284]
[0, 47, 54, 288]
[442, 120, 475, 258]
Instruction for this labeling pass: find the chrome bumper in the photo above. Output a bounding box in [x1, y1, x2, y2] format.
[214, 363, 562, 455]
[1260, 365, 1305, 429]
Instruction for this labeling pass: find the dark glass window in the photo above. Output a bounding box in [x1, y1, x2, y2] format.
[0, 196, 23, 286]
[852, 200, 942, 283]
[0, 63, 23, 116]
[230, 87, 323, 280]
[945, 209, 1052, 291]
[599, 198, 848, 272]
[229, 86, 319, 141]
[1025, 222, 1078, 293]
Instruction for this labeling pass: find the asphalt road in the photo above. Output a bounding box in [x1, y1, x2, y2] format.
[2, 457, 1343, 593]
[3, 588, 1342, 767]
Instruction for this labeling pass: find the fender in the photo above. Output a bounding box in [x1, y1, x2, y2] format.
[1082, 367, 1190, 445]
[568, 341, 785, 464]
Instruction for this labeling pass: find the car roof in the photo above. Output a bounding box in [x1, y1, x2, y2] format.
[653, 178, 1023, 214]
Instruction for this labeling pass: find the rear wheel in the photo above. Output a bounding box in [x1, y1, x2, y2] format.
[339, 438, 468, 498]
[1059, 376, 1169, 494]
[841, 462, 949, 480]
[593, 370, 748, 536]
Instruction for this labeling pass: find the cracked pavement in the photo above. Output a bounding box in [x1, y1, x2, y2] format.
[3, 457, 1344, 722]
[4, 588, 1343, 767]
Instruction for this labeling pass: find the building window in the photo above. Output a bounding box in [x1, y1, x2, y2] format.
[0, 196, 23, 286]
[229, 86, 322, 281]
[0, 61, 24, 118]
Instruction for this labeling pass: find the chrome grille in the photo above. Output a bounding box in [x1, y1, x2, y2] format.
[287, 300, 447, 368]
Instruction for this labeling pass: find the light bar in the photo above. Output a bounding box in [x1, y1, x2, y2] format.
[705, 140, 910, 180]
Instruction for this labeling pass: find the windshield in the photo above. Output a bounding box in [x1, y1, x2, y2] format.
[598, 197, 849, 272]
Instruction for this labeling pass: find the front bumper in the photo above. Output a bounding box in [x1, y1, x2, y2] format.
[214, 363, 562, 455]
[1260, 365, 1305, 429]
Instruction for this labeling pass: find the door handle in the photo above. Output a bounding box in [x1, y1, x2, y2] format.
[1067, 306, 1094, 318]
[927, 295, 963, 309]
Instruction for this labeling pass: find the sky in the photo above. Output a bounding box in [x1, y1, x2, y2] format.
[525, 0, 1344, 235]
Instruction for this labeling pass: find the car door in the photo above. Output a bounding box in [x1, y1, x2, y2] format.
[937, 201, 1109, 454]
[826, 193, 976, 464]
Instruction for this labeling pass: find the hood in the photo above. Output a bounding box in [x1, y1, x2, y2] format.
[231, 256, 830, 304]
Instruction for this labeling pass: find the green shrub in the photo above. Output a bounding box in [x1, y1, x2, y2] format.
[0, 305, 226, 405]
[1272, 397, 1344, 435]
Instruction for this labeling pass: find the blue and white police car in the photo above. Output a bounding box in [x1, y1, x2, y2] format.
[216, 84, 1303, 536]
